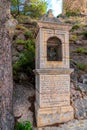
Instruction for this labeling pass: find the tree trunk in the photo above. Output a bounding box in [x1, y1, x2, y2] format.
[0, 0, 15, 130]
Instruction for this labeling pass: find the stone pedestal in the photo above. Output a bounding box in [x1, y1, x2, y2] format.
[35, 69, 74, 127]
[35, 105, 73, 127]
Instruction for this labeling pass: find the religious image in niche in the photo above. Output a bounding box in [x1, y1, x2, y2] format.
[47, 46, 58, 61]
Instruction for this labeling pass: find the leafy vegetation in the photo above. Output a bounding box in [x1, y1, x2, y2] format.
[11, 0, 47, 18]
[13, 39, 35, 77]
[15, 39, 26, 44]
[66, 11, 80, 17]
[24, 0, 47, 18]
[70, 35, 78, 41]
[11, 0, 23, 17]
[77, 63, 87, 71]
[24, 31, 33, 39]
[72, 25, 80, 30]
[16, 24, 28, 32]
[13, 24, 35, 83]
[75, 48, 87, 54]
[15, 29, 34, 43]
[81, 31, 87, 37]
[15, 121, 32, 130]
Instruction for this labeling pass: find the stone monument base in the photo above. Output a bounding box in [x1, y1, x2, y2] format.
[35, 103, 74, 127]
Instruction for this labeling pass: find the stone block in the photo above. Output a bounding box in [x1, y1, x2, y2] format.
[36, 91, 70, 108]
[35, 103, 74, 127]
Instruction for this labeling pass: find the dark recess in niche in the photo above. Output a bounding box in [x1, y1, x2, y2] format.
[47, 37, 62, 61]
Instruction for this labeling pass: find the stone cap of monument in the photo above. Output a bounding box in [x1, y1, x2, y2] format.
[37, 9, 72, 31]
[40, 9, 61, 24]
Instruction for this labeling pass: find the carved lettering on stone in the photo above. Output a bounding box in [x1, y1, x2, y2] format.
[35, 75, 70, 107]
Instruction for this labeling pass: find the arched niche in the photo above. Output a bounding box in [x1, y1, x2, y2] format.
[47, 37, 62, 61]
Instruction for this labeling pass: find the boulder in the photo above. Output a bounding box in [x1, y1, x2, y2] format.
[75, 40, 82, 45]
[74, 98, 87, 119]
[12, 56, 19, 63]
[79, 74, 87, 84]
[17, 33, 26, 40]
[16, 45, 24, 52]
[71, 82, 87, 119]
[77, 83, 87, 92]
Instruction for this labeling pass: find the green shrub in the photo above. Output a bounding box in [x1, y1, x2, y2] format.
[66, 10, 80, 17]
[16, 15, 37, 26]
[72, 25, 80, 30]
[24, 31, 33, 39]
[81, 31, 87, 37]
[75, 48, 87, 54]
[70, 35, 78, 41]
[16, 15, 32, 23]
[15, 121, 32, 130]
[13, 39, 35, 75]
[77, 63, 87, 70]
[15, 39, 26, 45]
[32, 21, 37, 26]
[16, 24, 28, 32]
[85, 82, 87, 85]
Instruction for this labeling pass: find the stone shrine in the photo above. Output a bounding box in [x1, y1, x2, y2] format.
[34, 10, 74, 127]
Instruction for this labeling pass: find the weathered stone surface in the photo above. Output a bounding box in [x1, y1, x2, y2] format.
[70, 82, 87, 119]
[36, 74, 71, 107]
[40, 9, 61, 24]
[16, 45, 24, 52]
[73, 98, 87, 119]
[0, 1, 17, 129]
[64, 0, 87, 14]
[75, 40, 83, 45]
[35, 104, 73, 127]
[34, 119, 87, 130]
[35, 69, 73, 75]
[17, 33, 26, 40]
[5, 18, 18, 36]
[13, 83, 34, 123]
[79, 74, 87, 84]
[12, 56, 19, 63]
[77, 83, 87, 92]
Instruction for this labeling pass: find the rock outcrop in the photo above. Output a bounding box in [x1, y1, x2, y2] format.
[63, 0, 87, 14]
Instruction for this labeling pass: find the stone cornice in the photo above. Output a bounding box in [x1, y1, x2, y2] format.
[34, 68, 74, 75]
[37, 21, 72, 31]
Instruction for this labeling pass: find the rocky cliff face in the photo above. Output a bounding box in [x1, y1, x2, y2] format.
[63, 0, 87, 14]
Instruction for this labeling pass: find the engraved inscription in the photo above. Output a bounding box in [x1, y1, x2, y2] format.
[37, 75, 70, 107]
[40, 75, 70, 93]
[55, 30, 66, 34]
